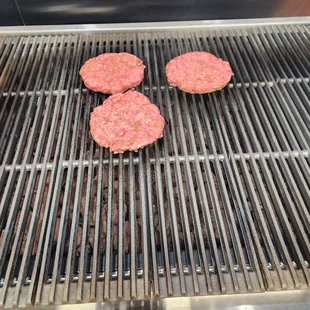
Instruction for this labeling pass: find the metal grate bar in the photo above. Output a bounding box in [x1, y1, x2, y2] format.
[165, 32, 202, 295]
[176, 97, 215, 292]
[177, 33, 236, 293]
[236, 29, 309, 186]
[117, 154, 125, 299]
[17, 36, 69, 307]
[76, 82, 96, 302]
[190, 31, 253, 292]
[218, 29, 309, 287]
[62, 41, 93, 304]
[230, 83, 310, 284]
[144, 33, 174, 297]
[209, 97, 255, 292]
[116, 37, 125, 300]
[0, 37, 22, 100]
[226, 85, 308, 287]
[0, 38, 33, 162]
[1, 23, 310, 308]
[29, 35, 79, 306]
[200, 30, 270, 291]
[151, 33, 186, 296]
[231, 27, 309, 211]
[233, 84, 310, 281]
[187, 33, 255, 292]
[276, 26, 310, 79]
[0, 36, 52, 307]
[176, 32, 229, 292]
[83, 34, 102, 303]
[102, 152, 113, 300]
[2, 77, 310, 100]
[162, 33, 197, 295]
[215, 93, 289, 288]
[292, 26, 310, 72]
[45, 36, 83, 305]
[0, 39, 44, 297]
[259, 27, 310, 148]
[205, 96, 267, 291]
[245, 31, 310, 234]
[0, 37, 15, 94]
[136, 33, 150, 299]
[0, 38, 33, 188]
[235, 30, 310, 152]
[102, 34, 115, 302]
[64, 34, 92, 303]
[2, 150, 309, 173]
[0, 36, 40, 248]
[130, 34, 138, 300]
[162, 32, 226, 295]
[197, 85, 273, 290]
[208, 34, 288, 289]
[228, 28, 310, 206]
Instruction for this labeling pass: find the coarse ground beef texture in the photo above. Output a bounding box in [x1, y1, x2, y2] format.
[165, 51, 233, 94]
[90, 91, 165, 153]
[80, 53, 145, 94]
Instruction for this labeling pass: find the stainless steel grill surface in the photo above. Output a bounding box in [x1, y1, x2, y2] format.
[0, 21, 310, 308]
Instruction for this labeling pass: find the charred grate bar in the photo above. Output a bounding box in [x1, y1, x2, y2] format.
[0, 23, 310, 308]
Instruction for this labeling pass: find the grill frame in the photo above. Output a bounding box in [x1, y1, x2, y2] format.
[0, 17, 310, 309]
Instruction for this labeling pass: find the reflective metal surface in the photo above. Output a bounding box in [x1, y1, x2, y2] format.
[21, 290, 310, 309]
[1, 0, 310, 26]
[0, 17, 310, 35]
[0, 0, 23, 26]
[15, 0, 310, 25]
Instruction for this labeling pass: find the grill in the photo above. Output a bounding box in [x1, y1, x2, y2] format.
[0, 20, 310, 308]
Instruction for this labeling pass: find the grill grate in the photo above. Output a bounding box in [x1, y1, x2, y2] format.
[0, 23, 310, 308]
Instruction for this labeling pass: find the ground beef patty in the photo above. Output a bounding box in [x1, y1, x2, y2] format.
[90, 91, 165, 153]
[80, 53, 145, 94]
[166, 51, 233, 94]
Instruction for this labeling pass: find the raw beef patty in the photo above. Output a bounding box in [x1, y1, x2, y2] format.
[90, 91, 165, 153]
[166, 51, 233, 94]
[80, 53, 145, 94]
